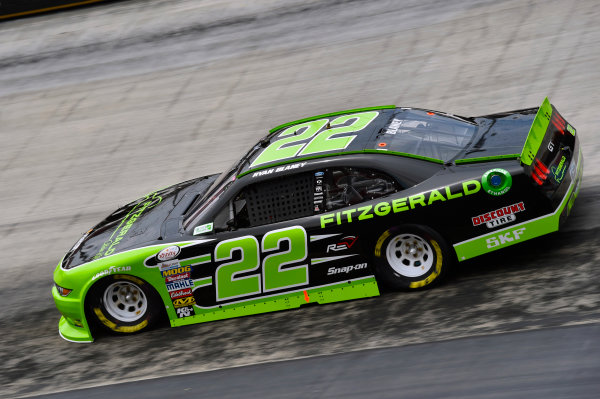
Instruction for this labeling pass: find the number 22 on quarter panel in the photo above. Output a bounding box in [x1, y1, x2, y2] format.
[214, 226, 308, 302]
[262, 226, 308, 292]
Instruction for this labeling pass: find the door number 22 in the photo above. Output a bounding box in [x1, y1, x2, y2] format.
[214, 226, 308, 301]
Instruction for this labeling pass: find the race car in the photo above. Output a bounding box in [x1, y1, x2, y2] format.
[53, 97, 583, 342]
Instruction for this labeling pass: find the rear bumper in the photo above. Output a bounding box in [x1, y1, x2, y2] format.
[454, 146, 583, 261]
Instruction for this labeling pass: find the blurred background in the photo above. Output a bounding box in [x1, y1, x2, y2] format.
[0, 0, 599, 397]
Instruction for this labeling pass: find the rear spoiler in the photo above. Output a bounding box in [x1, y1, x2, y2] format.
[519, 98, 576, 188]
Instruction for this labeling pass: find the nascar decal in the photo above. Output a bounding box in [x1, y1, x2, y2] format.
[250, 111, 380, 167]
[472, 202, 525, 228]
[320, 180, 481, 228]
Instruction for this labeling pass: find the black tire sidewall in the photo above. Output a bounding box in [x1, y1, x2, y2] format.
[373, 224, 451, 290]
[88, 274, 160, 334]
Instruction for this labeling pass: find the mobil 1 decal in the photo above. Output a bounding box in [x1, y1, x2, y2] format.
[471, 202, 525, 229]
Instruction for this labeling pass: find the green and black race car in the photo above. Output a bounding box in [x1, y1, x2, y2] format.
[53, 97, 582, 342]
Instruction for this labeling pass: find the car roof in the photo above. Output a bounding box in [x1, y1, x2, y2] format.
[236, 105, 478, 178]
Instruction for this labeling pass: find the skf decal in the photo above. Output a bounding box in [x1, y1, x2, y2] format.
[472, 202, 525, 228]
[327, 236, 357, 252]
[486, 228, 526, 248]
[320, 180, 481, 228]
[327, 263, 367, 275]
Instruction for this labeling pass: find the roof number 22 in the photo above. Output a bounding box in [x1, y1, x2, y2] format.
[250, 111, 379, 167]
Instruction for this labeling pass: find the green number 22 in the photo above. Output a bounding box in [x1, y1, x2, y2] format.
[215, 226, 308, 301]
[250, 111, 379, 167]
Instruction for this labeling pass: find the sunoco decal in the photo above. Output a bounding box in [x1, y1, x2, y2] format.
[472, 202, 525, 228]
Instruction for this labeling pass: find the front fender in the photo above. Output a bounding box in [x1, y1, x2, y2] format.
[53, 241, 195, 342]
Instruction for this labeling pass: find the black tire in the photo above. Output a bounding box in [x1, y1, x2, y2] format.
[87, 274, 162, 334]
[373, 224, 451, 290]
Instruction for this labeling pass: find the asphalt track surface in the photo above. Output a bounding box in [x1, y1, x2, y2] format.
[1, 0, 599, 398]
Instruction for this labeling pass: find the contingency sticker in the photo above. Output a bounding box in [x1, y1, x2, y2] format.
[194, 222, 213, 236]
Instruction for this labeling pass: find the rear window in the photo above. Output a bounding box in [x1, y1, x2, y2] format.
[375, 109, 476, 162]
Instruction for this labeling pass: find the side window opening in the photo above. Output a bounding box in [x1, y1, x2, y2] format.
[216, 173, 314, 230]
[245, 174, 313, 226]
[325, 167, 399, 211]
[213, 167, 399, 231]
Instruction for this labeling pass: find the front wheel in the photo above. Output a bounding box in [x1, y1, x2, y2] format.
[88, 274, 162, 334]
[373, 225, 451, 290]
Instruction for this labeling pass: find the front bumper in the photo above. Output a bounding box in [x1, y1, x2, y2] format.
[52, 275, 94, 343]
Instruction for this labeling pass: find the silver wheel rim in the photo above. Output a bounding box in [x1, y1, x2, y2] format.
[385, 233, 434, 278]
[102, 281, 147, 322]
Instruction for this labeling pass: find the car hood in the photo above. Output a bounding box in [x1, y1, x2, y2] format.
[61, 174, 219, 269]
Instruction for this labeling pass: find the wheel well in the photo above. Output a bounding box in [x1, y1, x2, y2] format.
[83, 274, 167, 335]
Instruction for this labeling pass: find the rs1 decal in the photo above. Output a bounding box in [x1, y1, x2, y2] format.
[250, 111, 379, 167]
[215, 226, 308, 301]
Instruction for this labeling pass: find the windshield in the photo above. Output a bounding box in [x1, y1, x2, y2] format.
[183, 173, 236, 231]
[375, 109, 476, 162]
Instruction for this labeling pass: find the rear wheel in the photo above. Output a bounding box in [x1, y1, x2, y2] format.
[374, 224, 451, 290]
[88, 274, 162, 334]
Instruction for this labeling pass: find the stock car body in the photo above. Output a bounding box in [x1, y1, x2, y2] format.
[53, 98, 583, 342]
